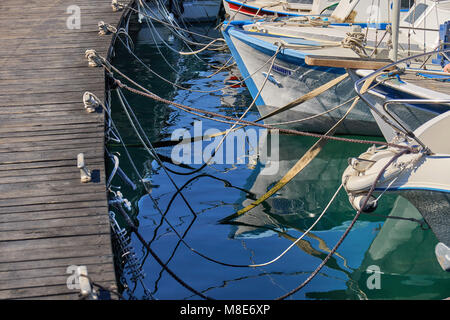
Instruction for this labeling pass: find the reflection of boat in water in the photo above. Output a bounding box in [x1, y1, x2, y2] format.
[306, 196, 450, 300]
[224, 132, 450, 299]
[351, 196, 450, 299]
[228, 134, 397, 239]
[220, 65, 249, 111]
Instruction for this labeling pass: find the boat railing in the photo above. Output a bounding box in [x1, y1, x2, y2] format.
[354, 46, 450, 147]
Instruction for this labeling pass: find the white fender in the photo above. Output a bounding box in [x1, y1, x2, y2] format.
[343, 148, 409, 193]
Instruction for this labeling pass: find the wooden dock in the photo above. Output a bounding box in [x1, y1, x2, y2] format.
[0, 0, 130, 299]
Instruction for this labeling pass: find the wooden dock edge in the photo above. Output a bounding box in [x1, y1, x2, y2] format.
[0, 0, 136, 300]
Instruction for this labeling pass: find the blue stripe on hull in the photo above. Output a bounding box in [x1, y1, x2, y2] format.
[222, 27, 266, 106]
[223, 25, 346, 107]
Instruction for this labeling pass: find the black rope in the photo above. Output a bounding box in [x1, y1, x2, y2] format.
[113, 203, 214, 300]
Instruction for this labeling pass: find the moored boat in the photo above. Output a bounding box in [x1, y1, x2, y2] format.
[223, 0, 339, 21]
[222, 0, 450, 135]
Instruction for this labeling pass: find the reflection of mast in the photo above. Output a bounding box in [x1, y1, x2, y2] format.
[228, 219, 351, 274]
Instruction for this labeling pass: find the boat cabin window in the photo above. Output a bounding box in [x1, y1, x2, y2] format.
[403, 3, 429, 24]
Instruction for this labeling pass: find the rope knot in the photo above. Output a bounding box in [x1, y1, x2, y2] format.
[83, 91, 100, 113]
[98, 21, 117, 35]
[85, 49, 103, 67]
[341, 26, 369, 58]
[111, 0, 124, 12]
[114, 79, 123, 88]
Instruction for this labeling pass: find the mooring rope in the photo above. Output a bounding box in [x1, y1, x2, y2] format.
[106, 75, 422, 273]
[107, 92, 323, 270]
[105, 61, 413, 151]
[276, 148, 411, 299]
[220, 96, 361, 222]
[115, 43, 280, 177]
[114, 35, 279, 94]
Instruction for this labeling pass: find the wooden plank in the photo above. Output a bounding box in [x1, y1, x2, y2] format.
[0, 273, 117, 293]
[0, 206, 109, 223]
[305, 55, 394, 70]
[0, 269, 117, 290]
[0, 234, 112, 254]
[0, 217, 110, 235]
[0, 243, 114, 264]
[0, 131, 103, 144]
[0, 199, 108, 214]
[0, 254, 115, 272]
[0, 223, 111, 241]
[0, 191, 108, 209]
[0, 158, 104, 172]
[0, 125, 103, 138]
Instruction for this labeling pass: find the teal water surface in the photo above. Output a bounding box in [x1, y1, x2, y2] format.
[107, 22, 450, 300]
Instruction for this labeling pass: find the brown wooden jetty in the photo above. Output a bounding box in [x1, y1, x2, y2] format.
[0, 0, 132, 299]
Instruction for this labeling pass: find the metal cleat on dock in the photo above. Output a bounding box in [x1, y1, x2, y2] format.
[77, 266, 99, 300]
[85, 49, 103, 67]
[98, 21, 117, 35]
[83, 91, 100, 113]
[77, 153, 92, 183]
[111, 0, 124, 12]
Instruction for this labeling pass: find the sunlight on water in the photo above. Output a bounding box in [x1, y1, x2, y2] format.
[107, 22, 450, 300]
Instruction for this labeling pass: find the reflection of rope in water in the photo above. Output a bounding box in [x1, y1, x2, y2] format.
[106, 60, 412, 299]
[103, 99, 211, 299]
[111, 86, 350, 272]
[108, 83, 369, 299]
[276, 149, 411, 300]
[103, 28, 427, 298]
[113, 45, 280, 176]
[114, 34, 277, 94]
[109, 210, 153, 299]
[116, 86, 350, 270]
[183, 268, 350, 300]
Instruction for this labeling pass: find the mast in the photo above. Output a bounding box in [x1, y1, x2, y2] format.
[390, 0, 401, 61]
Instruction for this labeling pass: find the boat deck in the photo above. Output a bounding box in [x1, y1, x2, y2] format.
[401, 72, 450, 97]
[0, 0, 130, 299]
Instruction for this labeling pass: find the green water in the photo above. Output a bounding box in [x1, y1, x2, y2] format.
[107, 22, 450, 300]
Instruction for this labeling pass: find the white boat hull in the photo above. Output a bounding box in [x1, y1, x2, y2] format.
[343, 110, 450, 250]
[225, 28, 382, 135]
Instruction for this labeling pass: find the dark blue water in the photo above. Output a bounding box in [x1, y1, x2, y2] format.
[107, 21, 450, 300]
